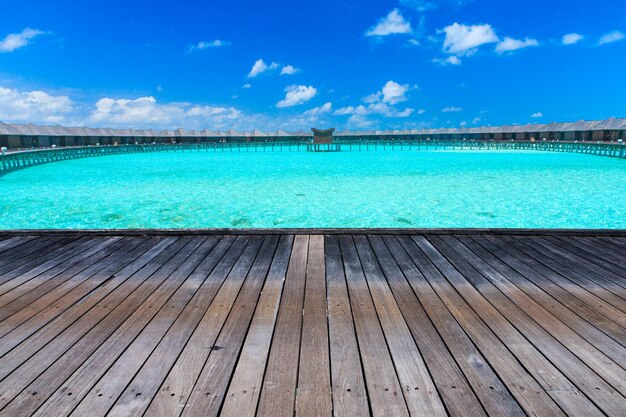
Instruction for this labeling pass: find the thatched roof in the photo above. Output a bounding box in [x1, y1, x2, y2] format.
[1, 117, 624, 139]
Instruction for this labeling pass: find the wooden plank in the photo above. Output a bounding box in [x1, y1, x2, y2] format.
[0, 237, 75, 280]
[143, 236, 262, 417]
[353, 235, 447, 417]
[496, 235, 626, 328]
[523, 236, 626, 299]
[405, 235, 579, 417]
[0, 237, 103, 296]
[101, 236, 240, 417]
[295, 235, 332, 417]
[0, 236, 123, 318]
[368, 235, 490, 417]
[0, 236, 37, 255]
[598, 237, 626, 251]
[179, 236, 280, 417]
[0, 237, 60, 270]
[551, 237, 626, 278]
[217, 235, 294, 417]
[255, 235, 309, 417]
[471, 235, 626, 350]
[337, 235, 410, 417]
[38, 237, 222, 417]
[569, 237, 626, 268]
[427, 235, 625, 416]
[438, 236, 626, 397]
[0, 237, 172, 355]
[318, 235, 369, 417]
[0, 237, 143, 337]
[508, 236, 626, 314]
[104, 236, 249, 417]
[0, 236, 190, 402]
[386, 235, 526, 417]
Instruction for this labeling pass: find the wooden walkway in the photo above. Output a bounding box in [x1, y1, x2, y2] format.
[0, 233, 624, 416]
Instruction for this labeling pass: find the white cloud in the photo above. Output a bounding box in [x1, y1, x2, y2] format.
[531, 112, 543, 118]
[599, 30, 624, 45]
[495, 36, 539, 53]
[0, 86, 73, 123]
[382, 81, 410, 104]
[460, 120, 467, 126]
[276, 85, 318, 108]
[247, 59, 284, 78]
[88, 96, 241, 129]
[248, 59, 268, 78]
[187, 39, 230, 52]
[418, 109, 426, 114]
[0, 28, 47, 53]
[433, 55, 462, 65]
[242, 83, 252, 89]
[472, 117, 481, 124]
[366, 9, 412, 37]
[280, 65, 300, 75]
[442, 23, 498, 56]
[365, 81, 411, 105]
[248, 59, 279, 78]
[442, 106, 463, 112]
[303, 102, 332, 116]
[407, 39, 421, 46]
[335, 80, 415, 125]
[562, 33, 584, 45]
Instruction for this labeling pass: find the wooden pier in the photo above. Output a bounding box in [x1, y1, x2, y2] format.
[1, 140, 624, 174]
[0, 230, 624, 416]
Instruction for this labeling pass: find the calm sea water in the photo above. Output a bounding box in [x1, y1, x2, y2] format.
[0, 150, 624, 229]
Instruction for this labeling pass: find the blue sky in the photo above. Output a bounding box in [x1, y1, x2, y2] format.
[0, 0, 625, 131]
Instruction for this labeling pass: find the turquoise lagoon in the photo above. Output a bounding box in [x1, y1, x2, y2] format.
[0, 149, 624, 229]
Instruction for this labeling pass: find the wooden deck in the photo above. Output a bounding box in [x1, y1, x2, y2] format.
[0, 233, 624, 416]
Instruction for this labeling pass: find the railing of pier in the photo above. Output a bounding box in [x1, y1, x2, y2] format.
[1, 140, 624, 174]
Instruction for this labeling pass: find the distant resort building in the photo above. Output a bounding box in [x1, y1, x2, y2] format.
[1, 118, 625, 149]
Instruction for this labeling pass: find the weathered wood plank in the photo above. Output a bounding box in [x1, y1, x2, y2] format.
[338, 235, 410, 417]
[506, 236, 626, 314]
[522, 236, 626, 300]
[0, 236, 123, 318]
[180, 236, 279, 417]
[323, 236, 369, 417]
[0, 237, 144, 337]
[255, 235, 309, 417]
[353, 235, 447, 417]
[143, 236, 259, 417]
[0, 237, 173, 356]
[437, 236, 626, 400]
[409, 235, 583, 417]
[218, 235, 294, 417]
[0, 236, 38, 255]
[368, 235, 489, 417]
[387, 235, 526, 417]
[496, 235, 626, 328]
[295, 235, 332, 417]
[0, 237, 203, 414]
[29, 237, 222, 417]
[471, 235, 626, 350]
[103, 236, 239, 417]
[428, 235, 625, 417]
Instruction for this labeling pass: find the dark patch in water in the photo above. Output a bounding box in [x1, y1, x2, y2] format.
[231, 217, 252, 227]
[102, 213, 123, 221]
[395, 217, 413, 225]
[476, 211, 497, 218]
[295, 193, 306, 197]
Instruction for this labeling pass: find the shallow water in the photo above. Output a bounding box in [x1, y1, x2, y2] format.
[0, 149, 624, 229]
